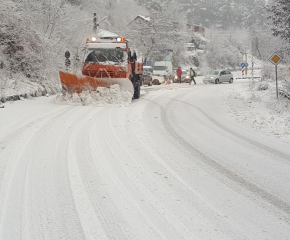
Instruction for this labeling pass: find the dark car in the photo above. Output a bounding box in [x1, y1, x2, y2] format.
[141, 69, 153, 86]
[173, 69, 190, 83]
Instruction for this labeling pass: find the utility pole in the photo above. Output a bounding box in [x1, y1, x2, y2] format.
[93, 15, 108, 34]
[244, 46, 248, 76]
[93, 13, 97, 33]
[251, 53, 254, 81]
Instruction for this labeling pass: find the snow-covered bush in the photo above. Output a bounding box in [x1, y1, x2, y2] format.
[259, 63, 290, 99]
[280, 73, 290, 100]
[255, 82, 269, 91]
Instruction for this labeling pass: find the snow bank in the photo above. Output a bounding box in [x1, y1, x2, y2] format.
[54, 84, 132, 107]
[226, 81, 290, 142]
[0, 74, 49, 102]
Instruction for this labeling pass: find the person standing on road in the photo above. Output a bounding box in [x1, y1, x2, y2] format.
[189, 67, 196, 85]
[176, 67, 182, 84]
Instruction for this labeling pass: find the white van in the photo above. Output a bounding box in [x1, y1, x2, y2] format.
[153, 61, 173, 78]
[143, 65, 153, 74]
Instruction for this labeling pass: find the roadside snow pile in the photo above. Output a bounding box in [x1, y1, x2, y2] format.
[226, 81, 290, 141]
[0, 74, 46, 101]
[55, 84, 132, 106]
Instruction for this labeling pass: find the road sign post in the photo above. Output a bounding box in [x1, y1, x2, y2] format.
[245, 53, 248, 76]
[241, 62, 245, 77]
[268, 52, 282, 99]
[251, 53, 254, 85]
[65, 51, 71, 71]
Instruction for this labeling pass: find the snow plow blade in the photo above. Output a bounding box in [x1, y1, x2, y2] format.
[59, 71, 134, 96]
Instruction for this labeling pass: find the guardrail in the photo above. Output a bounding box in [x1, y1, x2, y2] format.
[235, 77, 261, 79]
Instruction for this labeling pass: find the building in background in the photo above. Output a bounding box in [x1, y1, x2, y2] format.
[186, 23, 207, 51]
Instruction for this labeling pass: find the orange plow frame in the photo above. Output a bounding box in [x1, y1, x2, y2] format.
[59, 71, 134, 95]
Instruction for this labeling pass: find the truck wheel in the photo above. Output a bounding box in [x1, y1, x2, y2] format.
[133, 84, 140, 99]
[130, 74, 141, 99]
[153, 79, 159, 85]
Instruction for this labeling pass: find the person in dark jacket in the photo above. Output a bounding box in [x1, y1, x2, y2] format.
[189, 67, 196, 85]
[176, 67, 182, 84]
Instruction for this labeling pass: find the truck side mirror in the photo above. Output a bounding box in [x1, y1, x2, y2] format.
[127, 49, 132, 61]
[132, 50, 137, 61]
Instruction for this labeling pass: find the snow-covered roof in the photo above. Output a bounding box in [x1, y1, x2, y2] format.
[136, 15, 150, 22]
[185, 43, 196, 47]
[97, 29, 119, 38]
[86, 42, 126, 48]
[191, 33, 209, 42]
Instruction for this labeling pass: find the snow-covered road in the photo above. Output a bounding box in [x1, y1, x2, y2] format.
[1, 79, 290, 239]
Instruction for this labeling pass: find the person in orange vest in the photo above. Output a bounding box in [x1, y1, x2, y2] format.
[176, 67, 182, 84]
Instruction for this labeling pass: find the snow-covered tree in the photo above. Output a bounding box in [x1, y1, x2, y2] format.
[127, 0, 187, 66]
[204, 30, 241, 70]
[0, 1, 44, 78]
[179, 0, 267, 30]
[267, 0, 290, 43]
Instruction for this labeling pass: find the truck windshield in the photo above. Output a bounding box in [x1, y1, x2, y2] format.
[85, 48, 126, 62]
[153, 66, 166, 71]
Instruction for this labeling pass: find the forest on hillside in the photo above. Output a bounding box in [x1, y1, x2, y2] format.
[0, 0, 289, 98]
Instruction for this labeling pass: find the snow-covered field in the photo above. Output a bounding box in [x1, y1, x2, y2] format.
[0, 73, 290, 239]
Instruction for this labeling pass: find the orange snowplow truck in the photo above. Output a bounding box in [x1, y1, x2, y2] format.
[59, 35, 143, 99]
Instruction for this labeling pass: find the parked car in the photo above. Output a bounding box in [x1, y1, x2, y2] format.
[152, 75, 166, 85]
[173, 69, 190, 83]
[141, 69, 153, 86]
[203, 70, 234, 84]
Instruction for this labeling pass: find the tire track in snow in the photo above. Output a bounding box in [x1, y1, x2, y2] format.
[74, 105, 198, 239]
[83, 107, 163, 239]
[161, 90, 290, 162]
[0, 105, 85, 240]
[150, 92, 290, 218]
[66, 107, 110, 240]
[0, 104, 70, 185]
[107, 100, 258, 240]
[105, 107, 194, 239]
[23, 106, 90, 240]
[0, 105, 73, 212]
[0, 104, 66, 145]
[0, 104, 55, 136]
[132, 97, 257, 239]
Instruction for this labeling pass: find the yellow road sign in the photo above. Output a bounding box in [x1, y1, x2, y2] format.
[268, 52, 282, 65]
